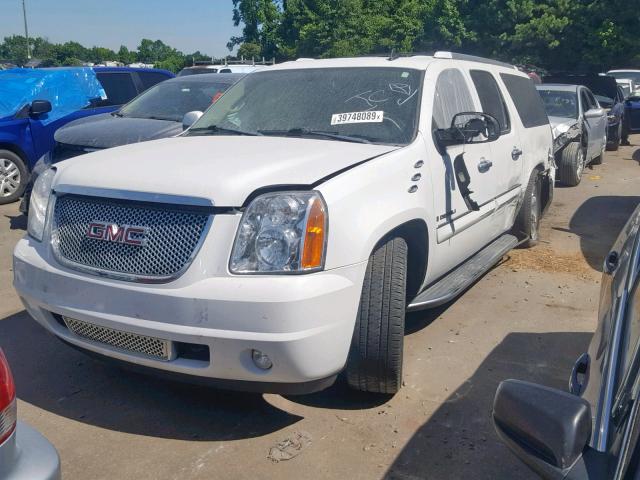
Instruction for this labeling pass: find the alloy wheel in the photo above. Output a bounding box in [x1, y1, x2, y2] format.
[0, 158, 21, 198]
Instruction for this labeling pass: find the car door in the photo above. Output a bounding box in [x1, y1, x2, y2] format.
[426, 65, 501, 247]
[469, 69, 523, 232]
[587, 89, 607, 154]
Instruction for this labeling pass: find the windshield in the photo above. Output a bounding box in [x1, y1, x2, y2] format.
[537, 89, 578, 119]
[118, 80, 230, 122]
[188, 67, 423, 145]
[609, 71, 640, 84]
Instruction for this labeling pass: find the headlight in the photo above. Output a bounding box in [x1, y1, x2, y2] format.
[230, 191, 327, 274]
[27, 168, 56, 241]
[607, 114, 617, 123]
[553, 132, 569, 150]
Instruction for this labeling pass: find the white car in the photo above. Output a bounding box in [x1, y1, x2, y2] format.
[607, 70, 640, 95]
[14, 52, 554, 395]
[536, 84, 608, 186]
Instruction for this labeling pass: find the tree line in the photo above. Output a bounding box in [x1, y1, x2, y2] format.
[230, 0, 640, 72]
[0, 37, 213, 72]
[2, 1, 639, 73]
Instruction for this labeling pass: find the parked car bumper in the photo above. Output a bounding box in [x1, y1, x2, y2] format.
[13, 237, 366, 394]
[0, 422, 61, 480]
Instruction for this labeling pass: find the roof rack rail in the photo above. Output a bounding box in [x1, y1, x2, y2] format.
[433, 51, 516, 69]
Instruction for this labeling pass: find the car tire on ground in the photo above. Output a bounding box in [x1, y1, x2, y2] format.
[0, 149, 27, 205]
[513, 169, 541, 248]
[606, 124, 621, 151]
[557, 142, 585, 186]
[346, 236, 407, 394]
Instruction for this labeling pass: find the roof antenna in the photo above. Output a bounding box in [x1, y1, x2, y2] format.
[388, 48, 399, 61]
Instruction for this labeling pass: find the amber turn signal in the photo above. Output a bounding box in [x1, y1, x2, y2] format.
[301, 197, 327, 269]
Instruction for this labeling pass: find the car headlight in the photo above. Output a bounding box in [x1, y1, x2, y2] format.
[607, 114, 617, 123]
[230, 191, 327, 274]
[553, 132, 569, 150]
[27, 168, 56, 241]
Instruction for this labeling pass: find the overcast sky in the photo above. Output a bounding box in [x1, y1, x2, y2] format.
[0, 0, 241, 57]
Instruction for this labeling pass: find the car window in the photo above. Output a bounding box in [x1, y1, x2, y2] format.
[500, 73, 549, 128]
[137, 71, 171, 91]
[95, 72, 138, 106]
[432, 68, 475, 130]
[537, 89, 578, 119]
[119, 80, 233, 122]
[189, 67, 423, 146]
[470, 70, 510, 132]
[586, 90, 599, 109]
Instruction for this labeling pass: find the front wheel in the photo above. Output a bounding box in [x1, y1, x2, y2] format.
[346, 236, 407, 394]
[0, 150, 28, 205]
[557, 142, 585, 186]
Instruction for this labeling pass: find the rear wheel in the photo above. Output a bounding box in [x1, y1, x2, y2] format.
[606, 123, 621, 151]
[0, 150, 27, 205]
[513, 169, 541, 248]
[557, 142, 584, 186]
[346, 236, 407, 394]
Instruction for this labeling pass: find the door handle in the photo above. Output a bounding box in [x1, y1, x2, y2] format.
[512, 147, 523, 160]
[478, 159, 493, 173]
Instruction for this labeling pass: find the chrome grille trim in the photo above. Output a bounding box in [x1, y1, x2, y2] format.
[63, 316, 174, 361]
[51, 194, 212, 283]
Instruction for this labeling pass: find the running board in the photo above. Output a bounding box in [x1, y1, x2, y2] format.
[407, 234, 519, 312]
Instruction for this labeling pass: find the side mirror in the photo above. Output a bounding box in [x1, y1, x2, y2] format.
[434, 112, 501, 150]
[182, 111, 203, 130]
[493, 379, 592, 480]
[30, 100, 52, 116]
[584, 108, 605, 119]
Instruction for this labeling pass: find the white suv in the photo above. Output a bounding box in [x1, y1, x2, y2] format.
[14, 53, 554, 395]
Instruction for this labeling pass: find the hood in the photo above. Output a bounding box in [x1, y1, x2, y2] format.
[54, 136, 397, 206]
[55, 113, 183, 149]
[548, 116, 578, 138]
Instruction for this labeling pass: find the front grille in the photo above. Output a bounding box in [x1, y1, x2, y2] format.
[51, 195, 210, 281]
[63, 316, 173, 361]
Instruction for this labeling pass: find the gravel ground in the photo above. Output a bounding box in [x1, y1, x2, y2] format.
[0, 137, 639, 479]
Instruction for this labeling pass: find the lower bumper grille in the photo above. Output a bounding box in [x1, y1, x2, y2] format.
[62, 317, 173, 361]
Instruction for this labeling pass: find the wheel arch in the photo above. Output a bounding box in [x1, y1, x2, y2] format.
[371, 218, 429, 301]
[0, 143, 30, 171]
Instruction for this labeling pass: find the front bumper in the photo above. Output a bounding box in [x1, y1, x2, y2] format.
[0, 422, 61, 480]
[14, 236, 367, 393]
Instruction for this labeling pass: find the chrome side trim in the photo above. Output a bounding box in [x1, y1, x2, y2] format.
[53, 184, 215, 208]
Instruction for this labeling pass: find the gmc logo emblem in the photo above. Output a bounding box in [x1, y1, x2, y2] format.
[86, 222, 148, 246]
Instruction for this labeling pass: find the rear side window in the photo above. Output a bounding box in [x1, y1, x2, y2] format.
[470, 70, 510, 132]
[432, 68, 475, 130]
[500, 73, 549, 128]
[96, 72, 138, 106]
[137, 71, 171, 91]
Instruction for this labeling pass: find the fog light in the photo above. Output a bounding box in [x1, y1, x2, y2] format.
[252, 350, 273, 370]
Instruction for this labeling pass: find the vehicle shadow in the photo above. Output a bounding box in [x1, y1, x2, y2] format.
[286, 305, 450, 410]
[385, 331, 592, 480]
[4, 213, 27, 231]
[555, 195, 640, 270]
[0, 311, 302, 441]
[632, 148, 640, 164]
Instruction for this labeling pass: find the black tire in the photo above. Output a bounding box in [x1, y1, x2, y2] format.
[557, 142, 584, 186]
[606, 124, 621, 151]
[513, 169, 541, 248]
[346, 236, 407, 394]
[0, 149, 28, 205]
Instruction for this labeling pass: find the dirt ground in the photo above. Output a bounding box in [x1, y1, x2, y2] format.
[1, 138, 639, 480]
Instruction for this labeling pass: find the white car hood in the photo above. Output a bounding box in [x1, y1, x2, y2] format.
[53, 136, 397, 206]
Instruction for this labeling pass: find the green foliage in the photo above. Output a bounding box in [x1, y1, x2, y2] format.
[237, 42, 262, 59]
[230, 0, 640, 71]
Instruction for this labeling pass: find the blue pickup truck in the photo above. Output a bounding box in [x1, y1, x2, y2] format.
[0, 66, 174, 204]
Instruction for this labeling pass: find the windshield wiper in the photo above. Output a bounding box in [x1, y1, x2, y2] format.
[188, 124, 259, 136]
[257, 128, 372, 144]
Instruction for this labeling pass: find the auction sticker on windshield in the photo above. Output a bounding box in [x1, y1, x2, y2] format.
[331, 111, 384, 125]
